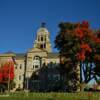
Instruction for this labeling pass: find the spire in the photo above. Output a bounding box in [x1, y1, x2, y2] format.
[41, 22, 46, 28]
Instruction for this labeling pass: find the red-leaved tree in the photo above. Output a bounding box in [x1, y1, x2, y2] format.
[0, 60, 14, 83]
[55, 21, 100, 91]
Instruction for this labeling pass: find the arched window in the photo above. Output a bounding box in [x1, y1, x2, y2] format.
[41, 36, 43, 41]
[45, 36, 46, 41]
[34, 57, 39, 60]
[20, 64, 22, 69]
[33, 56, 41, 69]
[19, 75, 21, 80]
[33, 56, 41, 60]
[44, 43, 46, 48]
[40, 44, 43, 49]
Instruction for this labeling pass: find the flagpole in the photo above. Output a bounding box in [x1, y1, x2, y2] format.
[8, 61, 10, 94]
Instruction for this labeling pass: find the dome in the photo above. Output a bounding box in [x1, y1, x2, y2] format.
[37, 27, 49, 35]
[37, 23, 50, 35]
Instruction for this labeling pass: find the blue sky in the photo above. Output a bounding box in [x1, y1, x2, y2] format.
[0, 0, 100, 53]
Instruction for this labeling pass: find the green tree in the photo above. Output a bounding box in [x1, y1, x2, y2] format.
[93, 31, 100, 84]
[55, 22, 80, 92]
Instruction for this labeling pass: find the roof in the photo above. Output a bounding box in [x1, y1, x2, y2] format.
[28, 47, 47, 53]
[0, 51, 59, 59]
[0, 52, 16, 57]
[4, 51, 15, 54]
[47, 52, 59, 58]
[37, 27, 50, 36]
[15, 53, 26, 59]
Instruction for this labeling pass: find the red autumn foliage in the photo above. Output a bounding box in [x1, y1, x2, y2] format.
[76, 43, 92, 61]
[76, 51, 85, 61]
[92, 35, 100, 43]
[80, 43, 92, 53]
[74, 28, 84, 39]
[0, 61, 14, 83]
[81, 21, 89, 29]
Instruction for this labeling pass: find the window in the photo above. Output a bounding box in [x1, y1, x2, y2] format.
[33, 65, 34, 69]
[15, 66, 17, 69]
[48, 74, 52, 80]
[15, 64, 18, 69]
[19, 75, 21, 80]
[34, 56, 40, 60]
[18, 84, 21, 88]
[53, 74, 60, 80]
[20, 64, 22, 69]
[48, 62, 53, 68]
[35, 65, 38, 68]
[35, 57, 39, 60]
[33, 65, 39, 69]
[40, 44, 43, 49]
[38, 37, 40, 41]
[33, 56, 41, 69]
[45, 36, 46, 41]
[41, 36, 43, 41]
[44, 43, 46, 48]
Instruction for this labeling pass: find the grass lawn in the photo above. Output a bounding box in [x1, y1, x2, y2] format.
[0, 92, 100, 100]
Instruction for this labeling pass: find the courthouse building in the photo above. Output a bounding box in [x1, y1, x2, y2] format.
[0, 23, 61, 91]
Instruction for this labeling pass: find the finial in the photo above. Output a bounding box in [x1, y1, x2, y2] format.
[41, 22, 46, 28]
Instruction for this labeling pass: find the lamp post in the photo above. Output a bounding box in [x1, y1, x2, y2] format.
[26, 75, 29, 91]
[26, 71, 29, 96]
